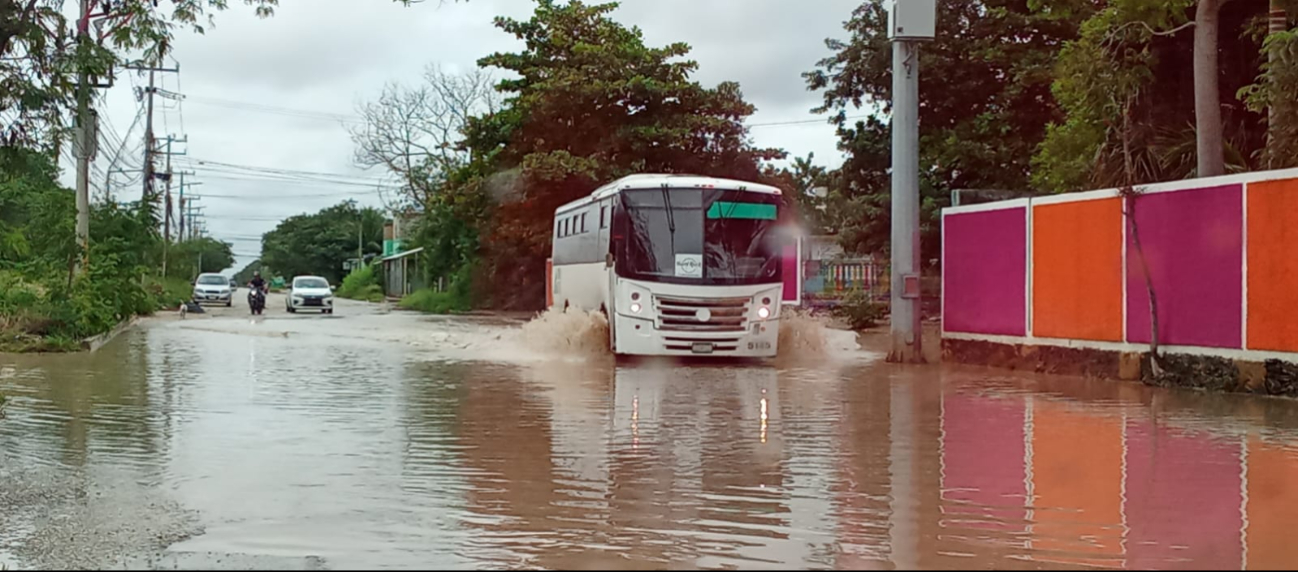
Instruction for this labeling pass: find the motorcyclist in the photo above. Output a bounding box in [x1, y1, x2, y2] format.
[248, 271, 268, 293]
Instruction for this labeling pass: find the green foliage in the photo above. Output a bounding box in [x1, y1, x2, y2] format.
[153, 277, 194, 309]
[1036, 3, 1282, 190]
[1241, 28, 1298, 168]
[399, 288, 470, 315]
[232, 259, 263, 284]
[337, 264, 384, 302]
[167, 237, 234, 279]
[458, 0, 783, 309]
[261, 201, 385, 284]
[806, 0, 1090, 258]
[0, 152, 172, 351]
[832, 288, 885, 331]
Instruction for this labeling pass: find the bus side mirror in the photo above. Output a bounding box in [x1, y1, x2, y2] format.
[605, 253, 614, 268]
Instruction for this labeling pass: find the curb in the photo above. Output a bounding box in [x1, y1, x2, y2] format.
[80, 316, 140, 353]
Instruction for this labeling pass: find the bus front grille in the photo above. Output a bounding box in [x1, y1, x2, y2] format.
[655, 295, 749, 333]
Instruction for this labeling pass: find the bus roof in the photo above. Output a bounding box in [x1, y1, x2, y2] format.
[591, 174, 783, 200]
[554, 174, 783, 215]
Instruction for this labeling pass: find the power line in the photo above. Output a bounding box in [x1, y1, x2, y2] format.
[195, 190, 377, 199]
[178, 91, 868, 130]
[180, 157, 394, 184]
[193, 173, 395, 191]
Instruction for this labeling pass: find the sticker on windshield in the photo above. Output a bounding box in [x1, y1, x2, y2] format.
[675, 254, 703, 278]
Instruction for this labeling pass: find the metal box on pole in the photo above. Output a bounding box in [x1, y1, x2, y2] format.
[886, 0, 937, 41]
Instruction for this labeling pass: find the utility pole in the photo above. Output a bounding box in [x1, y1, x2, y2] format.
[143, 67, 155, 203]
[73, 0, 93, 273]
[179, 178, 201, 241]
[157, 136, 187, 277]
[886, 0, 936, 364]
[125, 62, 179, 206]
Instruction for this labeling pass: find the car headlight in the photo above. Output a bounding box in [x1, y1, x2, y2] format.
[630, 302, 642, 314]
[757, 306, 771, 319]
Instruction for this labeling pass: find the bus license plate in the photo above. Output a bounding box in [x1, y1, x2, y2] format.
[691, 342, 714, 354]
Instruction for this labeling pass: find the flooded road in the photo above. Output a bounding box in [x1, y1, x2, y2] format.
[6, 299, 1298, 569]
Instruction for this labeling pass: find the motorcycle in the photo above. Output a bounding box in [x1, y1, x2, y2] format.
[248, 287, 267, 315]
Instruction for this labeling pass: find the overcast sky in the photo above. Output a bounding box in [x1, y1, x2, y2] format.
[61, 0, 862, 274]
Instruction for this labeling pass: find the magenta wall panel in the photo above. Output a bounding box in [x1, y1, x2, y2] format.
[943, 208, 1027, 335]
[1125, 419, 1242, 569]
[782, 243, 798, 302]
[1125, 185, 1243, 348]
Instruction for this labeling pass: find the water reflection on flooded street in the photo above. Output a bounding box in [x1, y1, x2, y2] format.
[5, 304, 1298, 569]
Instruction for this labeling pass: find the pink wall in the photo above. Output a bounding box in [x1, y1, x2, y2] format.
[1125, 185, 1243, 348]
[782, 242, 799, 303]
[943, 208, 1027, 335]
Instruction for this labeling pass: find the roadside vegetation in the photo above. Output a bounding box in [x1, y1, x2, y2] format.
[344, 0, 1298, 314]
[832, 288, 886, 331]
[0, 149, 231, 352]
[337, 264, 385, 303]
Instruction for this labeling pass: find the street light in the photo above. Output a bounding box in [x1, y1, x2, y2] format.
[886, 0, 936, 364]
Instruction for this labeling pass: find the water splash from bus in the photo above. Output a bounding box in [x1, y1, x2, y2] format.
[516, 307, 611, 360]
[504, 305, 866, 363]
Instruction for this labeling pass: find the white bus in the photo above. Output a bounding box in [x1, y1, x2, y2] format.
[550, 174, 787, 357]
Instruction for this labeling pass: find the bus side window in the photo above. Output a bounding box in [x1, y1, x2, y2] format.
[581, 213, 587, 233]
[600, 206, 607, 228]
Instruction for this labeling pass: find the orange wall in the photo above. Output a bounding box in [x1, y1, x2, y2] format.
[1032, 198, 1124, 341]
[1029, 400, 1125, 568]
[1247, 178, 1298, 351]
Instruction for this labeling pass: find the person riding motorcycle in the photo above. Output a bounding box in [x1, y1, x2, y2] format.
[248, 271, 268, 293]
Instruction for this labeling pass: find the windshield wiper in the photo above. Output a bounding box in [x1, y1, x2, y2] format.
[661, 184, 676, 254]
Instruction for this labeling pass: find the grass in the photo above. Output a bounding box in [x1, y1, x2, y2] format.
[337, 265, 385, 303]
[150, 276, 195, 310]
[398, 288, 470, 314]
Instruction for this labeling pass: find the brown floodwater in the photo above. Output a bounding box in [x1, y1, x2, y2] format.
[4, 300, 1298, 570]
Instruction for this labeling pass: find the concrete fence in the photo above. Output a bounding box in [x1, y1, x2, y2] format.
[942, 168, 1298, 362]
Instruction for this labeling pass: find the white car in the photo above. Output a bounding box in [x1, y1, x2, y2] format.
[193, 273, 233, 306]
[286, 275, 335, 314]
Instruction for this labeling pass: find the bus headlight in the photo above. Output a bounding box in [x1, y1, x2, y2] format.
[757, 306, 771, 319]
[630, 302, 643, 314]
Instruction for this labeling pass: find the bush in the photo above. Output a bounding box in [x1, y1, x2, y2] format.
[337, 265, 384, 302]
[399, 288, 471, 314]
[833, 288, 886, 331]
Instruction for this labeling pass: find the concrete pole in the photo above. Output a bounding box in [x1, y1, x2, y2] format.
[143, 67, 155, 203]
[889, 40, 923, 363]
[73, 0, 91, 274]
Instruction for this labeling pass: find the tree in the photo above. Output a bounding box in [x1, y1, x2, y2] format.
[260, 201, 386, 284]
[350, 66, 500, 207]
[806, 0, 1088, 259]
[1242, 4, 1298, 167]
[1195, 0, 1229, 177]
[232, 258, 262, 284]
[469, 0, 784, 309]
[1038, 2, 1292, 191]
[167, 237, 234, 279]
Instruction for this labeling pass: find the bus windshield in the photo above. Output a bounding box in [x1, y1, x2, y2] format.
[619, 188, 782, 285]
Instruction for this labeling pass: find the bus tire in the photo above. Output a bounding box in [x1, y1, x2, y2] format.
[604, 305, 617, 353]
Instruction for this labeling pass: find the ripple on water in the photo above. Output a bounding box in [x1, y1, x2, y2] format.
[6, 312, 1298, 569]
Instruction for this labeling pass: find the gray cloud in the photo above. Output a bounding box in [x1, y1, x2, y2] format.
[64, 0, 860, 274]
